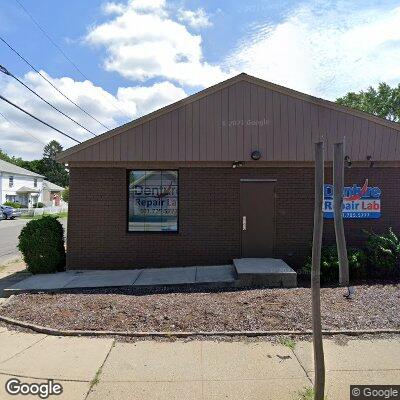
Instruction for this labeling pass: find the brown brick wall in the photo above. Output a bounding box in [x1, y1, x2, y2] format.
[67, 166, 399, 270]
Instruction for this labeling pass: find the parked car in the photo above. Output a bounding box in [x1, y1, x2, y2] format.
[0, 204, 21, 220]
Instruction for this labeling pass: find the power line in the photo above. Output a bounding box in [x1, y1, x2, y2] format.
[14, 0, 132, 122]
[0, 110, 46, 145]
[0, 94, 81, 144]
[15, 0, 88, 81]
[0, 64, 97, 137]
[0, 36, 110, 130]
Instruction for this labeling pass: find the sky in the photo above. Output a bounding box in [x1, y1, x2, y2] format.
[1, 0, 400, 160]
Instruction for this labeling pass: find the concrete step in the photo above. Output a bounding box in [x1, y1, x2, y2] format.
[233, 258, 297, 288]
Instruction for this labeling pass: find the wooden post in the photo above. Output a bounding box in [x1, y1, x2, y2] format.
[333, 142, 349, 287]
[312, 142, 325, 400]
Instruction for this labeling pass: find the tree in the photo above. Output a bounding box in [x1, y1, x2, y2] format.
[336, 83, 400, 122]
[0, 149, 46, 174]
[0, 148, 26, 167]
[43, 140, 63, 159]
[41, 140, 69, 188]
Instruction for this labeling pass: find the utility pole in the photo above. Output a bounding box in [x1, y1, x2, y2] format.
[333, 142, 349, 287]
[312, 141, 325, 400]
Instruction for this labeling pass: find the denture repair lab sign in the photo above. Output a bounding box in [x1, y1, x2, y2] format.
[323, 179, 381, 219]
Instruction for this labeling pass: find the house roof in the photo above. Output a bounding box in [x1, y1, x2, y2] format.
[15, 186, 40, 194]
[43, 180, 64, 191]
[0, 159, 44, 177]
[57, 73, 400, 163]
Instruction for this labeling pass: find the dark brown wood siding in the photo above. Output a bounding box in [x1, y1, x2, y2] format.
[71, 81, 400, 162]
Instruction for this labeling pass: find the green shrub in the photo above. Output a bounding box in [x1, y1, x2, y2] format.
[18, 216, 65, 274]
[3, 201, 21, 208]
[33, 202, 44, 208]
[62, 187, 69, 203]
[303, 246, 367, 284]
[364, 228, 400, 278]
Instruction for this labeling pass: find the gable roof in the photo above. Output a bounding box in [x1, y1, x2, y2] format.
[43, 180, 64, 191]
[58, 73, 400, 163]
[15, 186, 40, 193]
[0, 159, 44, 177]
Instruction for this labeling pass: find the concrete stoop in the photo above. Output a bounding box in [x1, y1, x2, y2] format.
[233, 258, 297, 288]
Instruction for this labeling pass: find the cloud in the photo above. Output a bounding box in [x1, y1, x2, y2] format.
[0, 71, 186, 159]
[117, 81, 186, 115]
[225, 2, 400, 99]
[86, 0, 231, 87]
[5, 0, 400, 161]
[103, 0, 167, 16]
[178, 8, 212, 29]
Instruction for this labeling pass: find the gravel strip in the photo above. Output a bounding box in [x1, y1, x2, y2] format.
[1, 284, 399, 332]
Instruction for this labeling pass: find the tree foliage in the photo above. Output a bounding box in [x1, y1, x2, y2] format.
[0, 149, 26, 166]
[336, 82, 400, 122]
[43, 140, 63, 159]
[62, 187, 69, 203]
[41, 140, 69, 187]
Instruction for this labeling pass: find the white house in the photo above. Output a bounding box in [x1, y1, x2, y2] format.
[0, 159, 44, 208]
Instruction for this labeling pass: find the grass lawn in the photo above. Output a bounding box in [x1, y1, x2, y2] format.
[21, 211, 68, 220]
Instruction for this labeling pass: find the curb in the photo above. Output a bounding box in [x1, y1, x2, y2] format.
[0, 314, 399, 338]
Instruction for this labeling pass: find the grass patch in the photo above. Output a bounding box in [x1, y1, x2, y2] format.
[297, 387, 328, 400]
[279, 337, 296, 350]
[90, 366, 102, 388]
[21, 212, 67, 220]
[297, 387, 314, 400]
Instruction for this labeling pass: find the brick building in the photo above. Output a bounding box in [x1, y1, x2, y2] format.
[58, 73, 400, 270]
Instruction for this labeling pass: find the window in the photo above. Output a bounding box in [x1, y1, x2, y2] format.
[128, 170, 178, 232]
[9, 176, 13, 188]
[34, 178, 37, 187]
[5, 195, 16, 203]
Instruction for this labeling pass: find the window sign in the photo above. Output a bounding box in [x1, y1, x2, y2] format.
[128, 170, 178, 232]
[323, 179, 381, 219]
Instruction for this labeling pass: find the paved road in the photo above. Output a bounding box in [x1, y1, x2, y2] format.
[0, 218, 67, 265]
[0, 328, 398, 399]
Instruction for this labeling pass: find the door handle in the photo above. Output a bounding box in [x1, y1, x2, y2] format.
[242, 216, 247, 231]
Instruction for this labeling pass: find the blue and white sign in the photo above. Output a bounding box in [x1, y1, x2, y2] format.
[323, 179, 381, 219]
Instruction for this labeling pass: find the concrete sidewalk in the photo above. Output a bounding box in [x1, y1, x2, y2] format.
[0, 328, 398, 399]
[4, 265, 237, 296]
[0, 260, 30, 298]
[4, 258, 298, 296]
